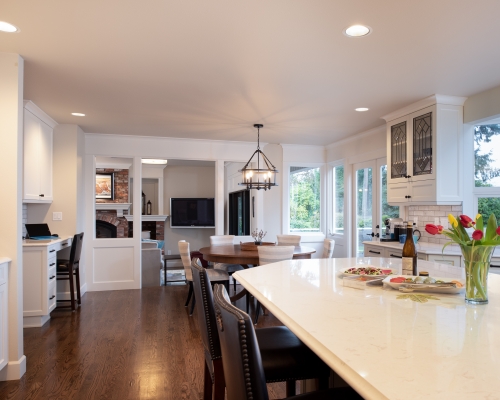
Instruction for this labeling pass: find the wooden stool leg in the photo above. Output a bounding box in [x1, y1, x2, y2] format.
[75, 266, 81, 305]
[213, 359, 225, 400]
[68, 266, 76, 312]
[203, 361, 212, 400]
[185, 282, 193, 307]
[189, 294, 196, 316]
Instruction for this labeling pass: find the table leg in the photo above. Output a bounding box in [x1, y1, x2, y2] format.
[230, 288, 248, 302]
[164, 258, 167, 286]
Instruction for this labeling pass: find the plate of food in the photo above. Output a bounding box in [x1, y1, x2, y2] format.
[382, 275, 465, 294]
[341, 265, 394, 277]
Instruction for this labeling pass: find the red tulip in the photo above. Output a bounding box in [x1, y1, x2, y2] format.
[459, 215, 475, 228]
[497, 227, 500, 236]
[472, 230, 483, 240]
[425, 224, 443, 235]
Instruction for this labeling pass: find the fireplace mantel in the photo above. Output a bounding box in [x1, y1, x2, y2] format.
[123, 215, 169, 222]
[95, 203, 131, 217]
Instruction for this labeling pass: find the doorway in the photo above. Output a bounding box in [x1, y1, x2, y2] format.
[228, 190, 250, 236]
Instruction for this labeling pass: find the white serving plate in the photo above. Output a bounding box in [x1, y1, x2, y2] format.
[341, 265, 395, 277]
[382, 275, 465, 294]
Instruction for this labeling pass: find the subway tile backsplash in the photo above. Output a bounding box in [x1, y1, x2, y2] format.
[408, 204, 463, 244]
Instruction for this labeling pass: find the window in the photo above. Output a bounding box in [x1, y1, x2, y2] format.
[380, 165, 399, 228]
[332, 166, 344, 235]
[289, 166, 320, 233]
[474, 123, 500, 221]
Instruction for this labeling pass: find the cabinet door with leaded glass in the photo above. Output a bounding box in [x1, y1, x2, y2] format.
[387, 115, 409, 184]
[411, 105, 436, 182]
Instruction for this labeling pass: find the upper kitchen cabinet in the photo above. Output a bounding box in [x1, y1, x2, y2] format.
[23, 101, 58, 203]
[383, 95, 466, 205]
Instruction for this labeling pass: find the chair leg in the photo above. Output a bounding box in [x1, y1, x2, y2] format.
[246, 292, 250, 313]
[185, 282, 193, 307]
[254, 301, 261, 325]
[213, 358, 225, 400]
[286, 380, 296, 396]
[75, 266, 81, 305]
[224, 280, 230, 295]
[319, 376, 329, 390]
[203, 361, 212, 400]
[233, 274, 237, 292]
[68, 266, 76, 312]
[189, 294, 196, 316]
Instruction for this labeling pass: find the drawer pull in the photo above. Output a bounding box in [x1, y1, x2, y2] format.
[39, 194, 45, 197]
[50, 263, 55, 267]
[490, 264, 500, 268]
[49, 295, 55, 300]
[49, 275, 55, 280]
[390, 254, 402, 258]
[62, 243, 68, 246]
[369, 250, 381, 255]
[49, 249, 55, 253]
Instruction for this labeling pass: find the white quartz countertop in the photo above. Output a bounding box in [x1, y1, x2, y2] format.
[233, 258, 500, 399]
[22, 236, 72, 247]
[363, 240, 500, 257]
[0, 257, 11, 264]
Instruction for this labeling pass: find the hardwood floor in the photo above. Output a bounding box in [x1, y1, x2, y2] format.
[0, 285, 288, 400]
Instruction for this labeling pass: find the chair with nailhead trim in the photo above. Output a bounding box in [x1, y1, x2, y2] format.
[213, 284, 364, 400]
[191, 261, 331, 400]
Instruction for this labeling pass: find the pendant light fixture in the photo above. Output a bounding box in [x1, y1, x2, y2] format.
[239, 124, 278, 190]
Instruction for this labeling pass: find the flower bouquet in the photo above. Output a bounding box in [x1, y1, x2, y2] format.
[251, 229, 267, 245]
[425, 214, 500, 304]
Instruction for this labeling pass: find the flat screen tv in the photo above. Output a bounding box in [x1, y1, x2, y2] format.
[170, 198, 215, 228]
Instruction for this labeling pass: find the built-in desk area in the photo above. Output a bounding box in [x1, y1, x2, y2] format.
[22, 237, 72, 327]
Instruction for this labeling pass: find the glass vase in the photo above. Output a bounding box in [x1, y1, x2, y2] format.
[460, 245, 494, 305]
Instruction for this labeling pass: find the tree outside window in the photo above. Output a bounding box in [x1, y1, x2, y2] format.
[289, 166, 320, 232]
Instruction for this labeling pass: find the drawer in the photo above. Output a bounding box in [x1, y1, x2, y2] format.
[427, 254, 461, 266]
[386, 249, 403, 259]
[48, 281, 57, 312]
[0, 263, 6, 286]
[364, 245, 383, 257]
[48, 264, 57, 285]
[48, 239, 71, 254]
[491, 257, 500, 268]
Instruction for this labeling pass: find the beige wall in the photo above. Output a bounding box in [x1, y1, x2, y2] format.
[162, 165, 216, 254]
[464, 84, 500, 123]
[262, 144, 283, 243]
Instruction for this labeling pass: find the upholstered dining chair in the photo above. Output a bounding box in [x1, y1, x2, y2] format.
[210, 235, 245, 292]
[254, 245, 295, 324]
[190, 262, 331, 400]
[276, 234, 301, 246]
[56, 232, 84, 312]
[214, 285, 362, 400]
[178, 240, 230, 316]
[322, 238, 335, 258]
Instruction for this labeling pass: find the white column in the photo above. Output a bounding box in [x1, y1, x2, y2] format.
[215, 160, 224, 235]
[0, 53, 26, 380]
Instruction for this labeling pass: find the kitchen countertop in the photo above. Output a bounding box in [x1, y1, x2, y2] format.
[234, 258, 500, 399]
[22, 236, 72, 247]
[0, 257, 11, 264]
[363, 240, 500, 257]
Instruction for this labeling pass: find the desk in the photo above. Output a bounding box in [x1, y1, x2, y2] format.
[233, 257, 500, 399]
[23, 237, 72, 327]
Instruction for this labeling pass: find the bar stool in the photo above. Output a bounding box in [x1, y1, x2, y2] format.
[56, 232, 84, 311]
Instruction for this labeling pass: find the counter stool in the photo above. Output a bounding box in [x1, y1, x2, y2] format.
[56, 232, 84, 311]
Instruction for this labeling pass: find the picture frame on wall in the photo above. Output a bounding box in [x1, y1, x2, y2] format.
[96, 173, 114, 199]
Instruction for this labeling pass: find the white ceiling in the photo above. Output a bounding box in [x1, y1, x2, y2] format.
[1, 0, 500, 146]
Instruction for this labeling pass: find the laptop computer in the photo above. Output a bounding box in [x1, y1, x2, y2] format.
[25, 223, 58, 239]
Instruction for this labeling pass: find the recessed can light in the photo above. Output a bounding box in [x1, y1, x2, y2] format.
[142, 159, 168, 165]
[71, 113, 85, 116]
[0, 21, 19, 33]
[355, 108, 369, 112]
[344, 25, 371, 37]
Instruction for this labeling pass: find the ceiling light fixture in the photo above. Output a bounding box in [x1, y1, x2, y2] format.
[239, 124, 278, 191]
[0, 21, 19, 33]
[71, 112, 85, 116]
[344, 25, 371, 37]
[355, 108, 369, 112]
[142, 159, 168, 165]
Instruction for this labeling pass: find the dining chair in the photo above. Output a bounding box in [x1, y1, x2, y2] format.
[254, 245, 294, 324]
[322, 238, 335, 258]
[56, 232, 84, 311]
[210, 235, 244, 292]
[276, 234, 301, 246]
[214, 285, 362, 400]
[178, 240, 230, 316]
[190, 263, 331, 400]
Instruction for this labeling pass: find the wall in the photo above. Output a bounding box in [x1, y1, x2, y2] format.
[408, 205, 462, 245]
[262, 144, 283, 244]
[464, 84, 500, 124]
[0, 53, 26, 380]
[162, 165, 216, 255]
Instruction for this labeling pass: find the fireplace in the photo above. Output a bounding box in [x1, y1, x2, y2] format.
[96, 220, 118, 238]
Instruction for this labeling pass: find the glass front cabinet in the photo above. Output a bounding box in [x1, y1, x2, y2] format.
[384, 95, 466, 205]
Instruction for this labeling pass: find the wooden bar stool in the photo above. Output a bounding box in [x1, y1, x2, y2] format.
[56, 232, 84, 311]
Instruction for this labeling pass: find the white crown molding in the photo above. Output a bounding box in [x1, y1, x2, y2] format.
[325, 124, 385, 149]
[382, 94, 467, 122]
[23, 100, 58, 128]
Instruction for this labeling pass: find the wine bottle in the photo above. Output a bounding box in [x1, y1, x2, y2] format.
[402, 220, 417, 275]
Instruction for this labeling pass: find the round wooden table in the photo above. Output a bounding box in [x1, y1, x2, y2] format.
[199, 244, 316, 301]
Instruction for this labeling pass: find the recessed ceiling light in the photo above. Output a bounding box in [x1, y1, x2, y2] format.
[71, 112, 85, 116]
[344, 25, 371, 37]
[355, 108, 369, 112]
[142, 159, 168, 165]
[0, 21, 19, 33]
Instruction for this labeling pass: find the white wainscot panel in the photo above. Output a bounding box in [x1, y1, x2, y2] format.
[93, 247, 135, 283]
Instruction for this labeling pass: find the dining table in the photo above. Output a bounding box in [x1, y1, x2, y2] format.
[232, 257, 500, 399]
[199, 244, 316, 301]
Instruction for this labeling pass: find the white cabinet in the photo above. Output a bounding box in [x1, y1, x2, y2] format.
[364, 244, 402, 260]
[383, 95, 466, 205]
[0, 261, 8, 371]
[23, 238, 71, 327]
[23, 101, 57, 203]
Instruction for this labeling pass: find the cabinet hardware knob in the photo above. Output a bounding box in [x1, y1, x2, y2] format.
[49, 250, 55, 253]
[390, 254, 402, 258]
[39, 194, 44, 197]
[49, 275, 55, 280]
[49, 263, 55, 266]
[369, 250, 381, 254]
[408, 195, 411, 198]
[49, 295, 55, 300]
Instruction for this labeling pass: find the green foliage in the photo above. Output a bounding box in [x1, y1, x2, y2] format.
[290, 168, 320, 231]
[478, 197, 500, 222]
[474, 124, 500, 185]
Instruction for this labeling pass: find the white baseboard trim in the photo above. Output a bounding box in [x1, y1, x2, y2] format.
[23, 315, 50, 328]
[57, 283, 87, 301]
[0, 355, 26, 381]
